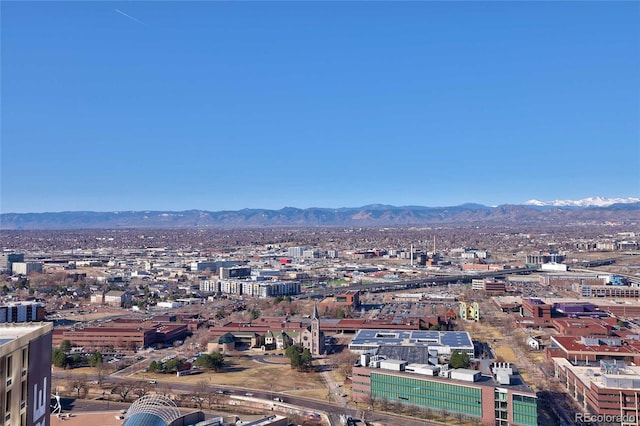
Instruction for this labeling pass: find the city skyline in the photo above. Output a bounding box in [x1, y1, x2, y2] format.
[1, 1, 638, 214]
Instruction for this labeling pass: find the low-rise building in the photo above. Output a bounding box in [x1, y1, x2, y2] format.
[576, 284, 640, 298]
[520, 298, 552, 326]
[553, 358, 640, 424]
[11, 262, 43, 275]
[460, 302, 480, 321]
[104, 290, 132, 307]
[352, 356, 537, 426]
[349, 329, 474, 360]
[53, 326, 158, 350]
[548, 336, 640, 365]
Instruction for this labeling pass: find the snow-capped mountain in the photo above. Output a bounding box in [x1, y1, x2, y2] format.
[524, 196, 640, 207]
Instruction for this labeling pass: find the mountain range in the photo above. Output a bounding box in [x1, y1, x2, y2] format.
[524, 196, 640, 207]
[1, 198, 639, 230]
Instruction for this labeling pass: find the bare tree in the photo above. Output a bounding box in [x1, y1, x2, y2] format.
[406, 404, 420, 417]
[189, 379, 209, 409]
[204, 392, 220, 409]
[360, 392, 374, 410]
[378, 397, 390, 412]
[133, 381, 153, 398]
[112, 381, 138, 402]
[331, 351, 358, 378]
[68, 373, 88, 398]
[95, 362, 107, 386]
[157, 381, 173, 398]
[190, 395, 205, 409]
[422, 406, 434, 420]
[388, 400, 402, 414]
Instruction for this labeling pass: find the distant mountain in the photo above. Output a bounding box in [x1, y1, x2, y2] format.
[1, 202, 639, 230]
[524, 196, 640, 207]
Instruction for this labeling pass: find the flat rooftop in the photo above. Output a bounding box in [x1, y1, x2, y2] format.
[0, 322, 50, 342]
[543, 297, 639, 307]
[367, 361, 535, 394]
[351, 329, 473, 348]
[554, 358, 640, 390]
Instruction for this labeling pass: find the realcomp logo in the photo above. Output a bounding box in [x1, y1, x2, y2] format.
[575, 413, 637, 424]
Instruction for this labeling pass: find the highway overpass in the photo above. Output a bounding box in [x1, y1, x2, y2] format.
[294, 267, 538, 299]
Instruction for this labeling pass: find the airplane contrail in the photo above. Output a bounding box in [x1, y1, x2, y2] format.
[114, 9, 146, 26]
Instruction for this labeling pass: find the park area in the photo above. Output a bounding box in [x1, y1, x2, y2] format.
[139, 354, 328, 398]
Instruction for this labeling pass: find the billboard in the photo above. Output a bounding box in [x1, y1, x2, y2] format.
[27, 332, 52, 426]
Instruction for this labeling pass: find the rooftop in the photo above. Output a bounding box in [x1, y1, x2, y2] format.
[554, 357, 640, 390]
[0, 322, 52, 347]
[551, 336, 640, 355]
[363, 360, 535, 394]
[351, 329, 473, 349]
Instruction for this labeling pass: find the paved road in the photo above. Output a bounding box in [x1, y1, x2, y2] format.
[295, 268, 538, 300]
[57, 372, 446, 426]
[479, 299, 576, 426]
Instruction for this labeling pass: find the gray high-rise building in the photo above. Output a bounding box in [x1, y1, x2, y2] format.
[0, 253, 24, 274]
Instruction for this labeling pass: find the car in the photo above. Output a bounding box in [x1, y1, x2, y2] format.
[215, 390, 224, 394]
[273, 397, 283, 402]
[149, 380, 157, 384]
[245, 392, 254, 396]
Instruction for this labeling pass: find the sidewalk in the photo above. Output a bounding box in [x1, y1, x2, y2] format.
[51, 411, 125, 426]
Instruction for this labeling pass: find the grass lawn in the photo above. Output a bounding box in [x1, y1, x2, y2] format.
[138, 355, 326, 394]
[494, 346, 518, 363]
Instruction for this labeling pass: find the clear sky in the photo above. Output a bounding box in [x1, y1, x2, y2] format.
[1, 1, 639, 213]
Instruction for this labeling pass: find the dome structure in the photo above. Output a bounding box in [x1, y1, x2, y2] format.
[123, 394, 182, 426]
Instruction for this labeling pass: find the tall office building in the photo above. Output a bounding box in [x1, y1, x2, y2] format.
[287, 247, 305, 258]
[0, 254, 24, 275]
[10, 263, 43, 276]
[0, 303, 46, 324]
[0, 322, 53, 426]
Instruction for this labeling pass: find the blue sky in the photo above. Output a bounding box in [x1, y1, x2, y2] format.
[1, 1, 639, 213]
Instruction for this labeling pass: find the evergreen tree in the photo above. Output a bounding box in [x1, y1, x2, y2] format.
[52, 348, 67, 368]
[88, 352, 103, 367]
[449, 350, 470, 369]
[59, 340, 72, 353]
[195, 352, 225, 371]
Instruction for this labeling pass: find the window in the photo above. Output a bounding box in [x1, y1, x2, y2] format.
[5, 390, 11, 413]
[6, 356, 11, 378]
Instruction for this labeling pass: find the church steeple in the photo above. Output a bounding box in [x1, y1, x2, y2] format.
[310, 302, 322, 356]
